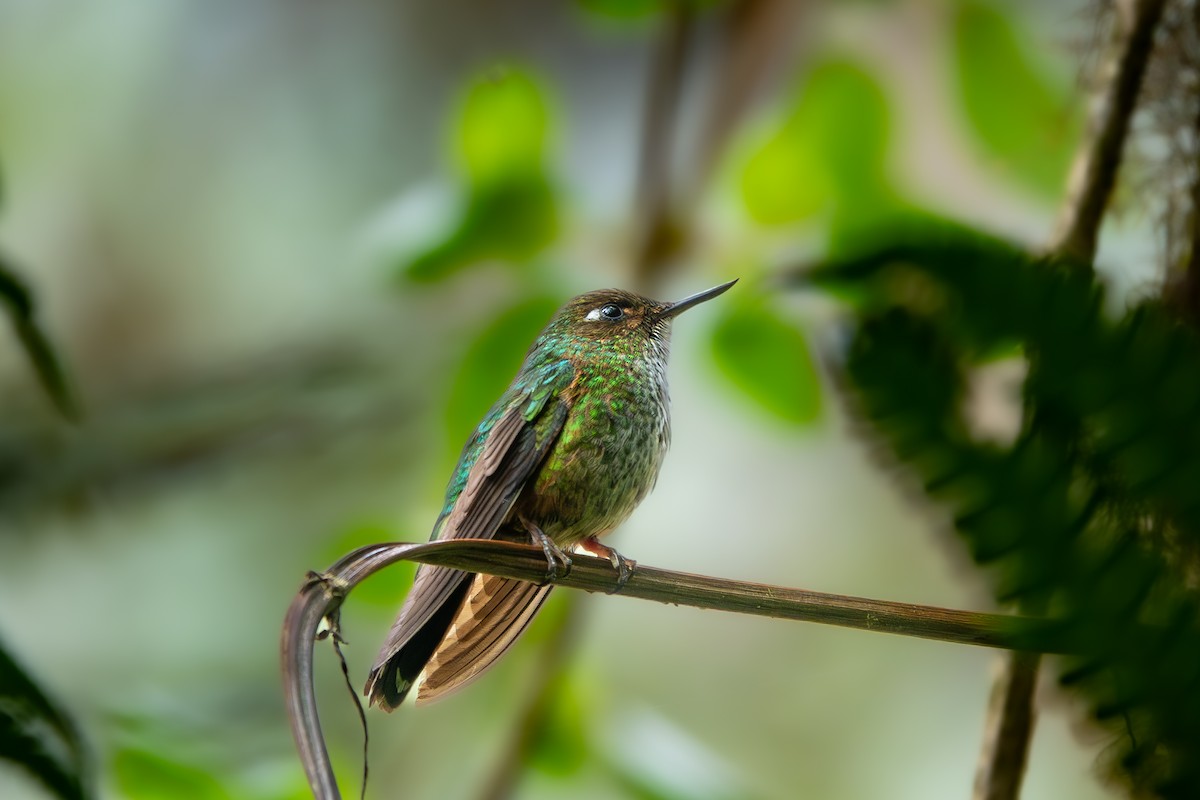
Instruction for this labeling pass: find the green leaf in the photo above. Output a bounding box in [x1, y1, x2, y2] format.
[710, 297, 821, 425]
[404, 178, 558, 283]
[401, 69, 560, 282]
[575, 0, 663, 22]
[444, 295, 560, 453]
[0, 637, 91, 800]
[953, 0, 1080, 195]
[527, 676, 590, 778]
[111, 748, 229, 800]
[455, 69, 552, 188]
[740, 59, 892, 225]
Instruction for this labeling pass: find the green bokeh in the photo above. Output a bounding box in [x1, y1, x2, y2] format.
[455, 70, 552, 186]
[710, 296, 821, 426]
[404, 179, 558, 283]
[575, 0, 663, 21]
[111, 749, 229, 800]
[403, 69, 560, 282]
[953, 0, 1080, 195]
[740, 59, 892, 226]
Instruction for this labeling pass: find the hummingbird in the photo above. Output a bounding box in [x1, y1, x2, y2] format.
[366, 280, 736, 709]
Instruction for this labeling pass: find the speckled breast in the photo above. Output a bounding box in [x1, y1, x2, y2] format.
[517, 363, 670, 544]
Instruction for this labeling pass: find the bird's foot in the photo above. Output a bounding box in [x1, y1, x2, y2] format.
[577, 537, 636, 593]
[521, 516, 572, 582]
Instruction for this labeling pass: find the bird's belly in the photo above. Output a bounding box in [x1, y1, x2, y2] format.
[517, 401, 667, 544]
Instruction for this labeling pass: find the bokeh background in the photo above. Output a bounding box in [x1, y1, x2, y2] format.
[0, 0, 1158, 798]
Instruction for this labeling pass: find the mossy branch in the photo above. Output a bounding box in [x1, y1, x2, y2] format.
[282, 537, 1065, 799]
[1050, 0, 1167, 265]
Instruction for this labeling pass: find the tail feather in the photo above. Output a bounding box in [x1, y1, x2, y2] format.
[415, 575, 553, 705]
[365, 574, 471, 711]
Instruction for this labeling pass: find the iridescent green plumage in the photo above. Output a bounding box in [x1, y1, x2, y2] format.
[366, 281, 735, 709]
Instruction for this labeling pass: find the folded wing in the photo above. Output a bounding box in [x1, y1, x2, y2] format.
[365, 361, 573, 709]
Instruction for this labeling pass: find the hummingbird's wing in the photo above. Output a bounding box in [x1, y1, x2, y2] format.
[414, 572, 552, 704]
[366, 360, 574, 710]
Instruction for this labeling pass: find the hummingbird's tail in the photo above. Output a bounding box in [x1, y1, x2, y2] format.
[415, 574, 553, 704]
[365, 571, 471, 710]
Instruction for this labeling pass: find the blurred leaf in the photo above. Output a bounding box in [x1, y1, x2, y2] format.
[455, 70, 551, 186]
[0, 258, 79, 421]
[445, 294, 559, 452]
[402, 69, 560, 282]
[574, 0, 723, 23]
[953, 0, 1079, 195]
[404, 178, 558, 283]
[111, 748, 229, 800]
[740, 59, 892, 225]
[710, 296, 821, 425]
[0, 637, 91, 800]
[526, 677, 589, 778]
[575, 0, 664, 21]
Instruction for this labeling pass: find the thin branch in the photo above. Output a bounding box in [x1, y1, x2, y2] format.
[972, 650, 1042, 800]
[283, 537, 1063, 799]
[631, 0, 695, 290]
[1051, 0, 1168, 265]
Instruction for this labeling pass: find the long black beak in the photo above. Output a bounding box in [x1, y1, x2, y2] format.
[658, 279, 738, 320]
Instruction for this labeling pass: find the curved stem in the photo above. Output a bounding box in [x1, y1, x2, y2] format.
[282, 538, 1061, 799]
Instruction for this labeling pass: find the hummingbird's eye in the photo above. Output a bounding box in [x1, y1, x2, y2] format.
[587, 303, 625, 322]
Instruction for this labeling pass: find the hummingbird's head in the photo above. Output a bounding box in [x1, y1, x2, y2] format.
[549, 280, 738, 355]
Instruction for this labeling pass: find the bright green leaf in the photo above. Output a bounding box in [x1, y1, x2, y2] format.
[455, 69, 551, 187]
[575, 0, 663, 21]
[740, 126, 833, 224]
[953, 1, 1080, 195]
[111, 748, 229, 800]
[444, 295, 560, 454]
[402, 68, 560, 282]
[710, 298, 821, 425]
[575, 0, 723, 23]
[740, 59, 891, 225]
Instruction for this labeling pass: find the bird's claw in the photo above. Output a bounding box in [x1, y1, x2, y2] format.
[578, 537, 636, 594]
[612, 553, 635, 591]
[522, 515, 572, 583]
[538, 535, 573, 582]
